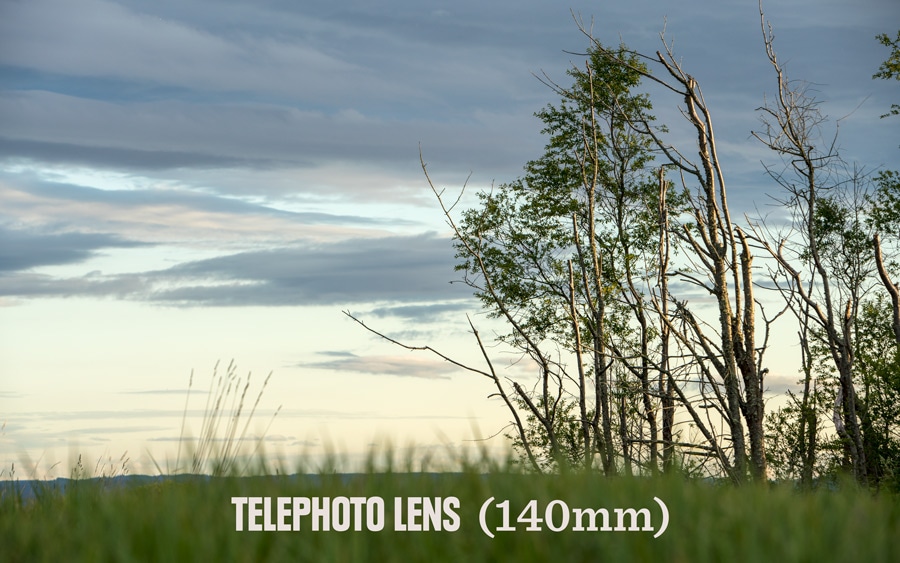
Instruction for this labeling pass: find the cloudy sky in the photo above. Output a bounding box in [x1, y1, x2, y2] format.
[1, 0, 898, 477]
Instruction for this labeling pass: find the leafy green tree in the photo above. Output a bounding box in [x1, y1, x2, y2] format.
[750, 14, 888, 482]
[855, 297, 900, 487]
[766, 296, 900, 488]
[453, 42, 679, 473]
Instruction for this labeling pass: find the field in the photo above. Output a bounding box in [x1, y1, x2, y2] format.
[3, 369, 896, 562]
[2, 460, 898, 563]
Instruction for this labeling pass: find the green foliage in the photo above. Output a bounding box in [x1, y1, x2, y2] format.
[508, 396, 588, 472]
[869, 170, 900, 249]
[455, 42, 673, 341]
[874, 30, 900, 118]
[806, 189, 875, 296]
[764, 379, 844, 483]
[855, 298, 900, 488]
[766, 296, 900, 489]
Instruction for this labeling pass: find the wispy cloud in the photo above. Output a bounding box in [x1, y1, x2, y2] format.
[147, 233, 466, 306]
[366, 301, 473, 322]
[0, 226, 149, 272]
[0, 136, 282, 171]
[0, 271, 147, 299]
[2, 174, 414, 230]
[301, 350, 459, 380]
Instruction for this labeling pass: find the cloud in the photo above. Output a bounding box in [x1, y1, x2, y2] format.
[764, 371, 805, 396]
[366, 301, 473, 322]
[3, 0, 893, 213]
[0, 226, 150, 272]
[0, 231, 471, 306]
[301, 350, 458, 380]
[3, 174, 410, 229]
[0, 0, 567, 198]
[0, 136, 280, 171]
[0, 0, 359, 96]
[0, 173, 417, 250]
[0, 0, 565, 106]
[0, 271, 147, 299]
[65, 425, 168, 436]
[147, 233, 468, 306]
[0, 90, 541, 193]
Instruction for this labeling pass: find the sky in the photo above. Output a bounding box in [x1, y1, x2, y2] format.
[1, 0, 898, 478]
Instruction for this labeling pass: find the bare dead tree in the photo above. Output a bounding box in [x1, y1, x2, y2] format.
[748, 7, 873, 482]
[656, 167, 677, 473]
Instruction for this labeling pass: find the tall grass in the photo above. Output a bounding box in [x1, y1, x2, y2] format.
[157, 360, 282, 477]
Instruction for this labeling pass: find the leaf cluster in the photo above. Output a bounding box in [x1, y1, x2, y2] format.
[874, 30, 900, 118]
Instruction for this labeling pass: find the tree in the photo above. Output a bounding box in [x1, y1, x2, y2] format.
[449, 42, 675, 474]
[751, 18, 900, 486]
[854, 297, 900, 486]
[348, 36, 750, 477]
[750, 16, 872, 482]
[347, 13, 896, 486]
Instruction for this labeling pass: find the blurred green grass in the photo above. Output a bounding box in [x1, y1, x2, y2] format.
[2, 464, 898, 562]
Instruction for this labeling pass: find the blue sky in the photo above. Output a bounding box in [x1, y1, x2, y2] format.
[1, 0, 898, 476]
